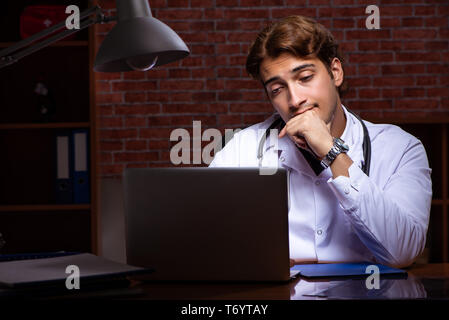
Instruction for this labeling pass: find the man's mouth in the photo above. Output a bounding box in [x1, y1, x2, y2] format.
[290, 103, 318, 118]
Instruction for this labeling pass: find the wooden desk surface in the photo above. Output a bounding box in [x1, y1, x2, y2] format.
[126, 263, 449, 300]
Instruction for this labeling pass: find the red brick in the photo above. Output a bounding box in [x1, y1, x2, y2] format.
[181, 57, 203, 67]
[204, 56, 227, 67]
[428, 88, 449, 97]
[374, 76, 414, 87]
[96, 81, 110, 93]
[100, 117, 123, 128]
[414, 6, 436, 15]
[191, 45, 215, 55]
[148, 116, 172, 126]
[348, 53, 394, 63]
[149, 140, 171, 149]
[162, 103, 209, 113]
[126, 140, 148, 150]
[207, 32, 226, 43]
[115, 104, 160, 115]
[206, 79, 224, 90]
[217, 44, 241, 55]
[349, 100, 393, 110]
[382, 6, 414, 16]
[112, 81, 157, 92]
[427, 64, 449, 74]
[157, 9, 203, 20]
[272, 8, 316, 19]
[359, 65, 379, 75]
[382, 89, 403, 98]
[169, 92, 193, 102]
[125, 92, 146, 103]
[219, 92, 243, 101]
[224, 9, 269, 19]
[225, 79, 260, 90]
[393, 29, 437, 39]
[216, 0, 239, 6]
[230, 102, 273, 113]
[204, 9, 224, 19]
[169, 69, 191, 78]
[402, 41, 426, 50]
[333, 19, 356, 29]
[97, 93, 123, 104]
[209, 103, 228, 113]
[167, 0, 189, 7]
[346, 30, 391, 40]
[243, 114, 271, 124]
[396, 52, 441, 62]
[125, 117, 147, 127]
[123, 71, 146, 80]
[140, 128, 175, 139]
[403, 88, 426, 97]
[217, 67, 241, 78]
[191, 68, 216, 78]
[218, 114, 242, 125]
[114, 152, 159, 162]
[178, 32, 208, 42]
[359, 89, 380, 99]
[227, 32, 259, 42]
[402, 18, 423, 27]
[160, 80, 204, 90]
[395, 99, 439, 109]
[100, 141, 123, 151]
[100, 129, 138, 140]
[145, 69, 169, 79]
[358, 41, 380, 51]
[192, 92, 216, 102]
[417, 76, 437, 86]
[147, 92, 170, 102]
[170, 115, 194, 126]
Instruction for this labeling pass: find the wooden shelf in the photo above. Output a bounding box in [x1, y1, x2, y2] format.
[0, 122, 90, 130]
[0, 41, 89, 48]
[0, 204, 90, 212]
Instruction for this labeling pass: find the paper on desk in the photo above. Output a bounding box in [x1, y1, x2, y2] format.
[0, 253, 153, 288]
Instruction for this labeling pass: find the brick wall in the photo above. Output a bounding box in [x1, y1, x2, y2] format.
[94, 0, 449, 178]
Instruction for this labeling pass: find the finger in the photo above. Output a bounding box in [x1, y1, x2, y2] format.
[290, 259, 294, 267]
[278, 126, 287, 138]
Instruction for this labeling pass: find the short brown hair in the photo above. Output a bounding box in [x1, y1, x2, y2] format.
[246, 15, 348, 97]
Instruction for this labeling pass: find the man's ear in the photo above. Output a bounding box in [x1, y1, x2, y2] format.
[330, 57, 344, 88]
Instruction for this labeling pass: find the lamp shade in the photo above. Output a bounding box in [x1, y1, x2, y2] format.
[94, 0, 189, 72]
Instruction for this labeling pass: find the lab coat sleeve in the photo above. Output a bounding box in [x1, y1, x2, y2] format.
[209, 132, 241, 167]
[327, 139, 432, 268]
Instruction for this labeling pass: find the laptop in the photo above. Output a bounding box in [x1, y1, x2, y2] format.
[123, 167, 295, 282]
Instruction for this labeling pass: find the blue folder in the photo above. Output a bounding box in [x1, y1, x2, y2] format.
[291, 262, 407, 278]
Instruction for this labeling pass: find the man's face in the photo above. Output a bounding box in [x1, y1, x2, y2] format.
[260, 53, 343, 126]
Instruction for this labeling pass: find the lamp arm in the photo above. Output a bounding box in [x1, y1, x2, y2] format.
[0, 5, 117, 69]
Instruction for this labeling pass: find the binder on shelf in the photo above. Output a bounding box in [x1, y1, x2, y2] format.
[72, 129, 90, 204]
[55, 130, 73, 203]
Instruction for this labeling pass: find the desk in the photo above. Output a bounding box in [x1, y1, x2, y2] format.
[125, 263, 449, 300]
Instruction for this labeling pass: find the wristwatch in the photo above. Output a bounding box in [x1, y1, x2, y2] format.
[320, 137, 349, 169]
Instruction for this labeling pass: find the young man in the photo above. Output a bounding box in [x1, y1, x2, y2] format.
[209, 16, 432, 268]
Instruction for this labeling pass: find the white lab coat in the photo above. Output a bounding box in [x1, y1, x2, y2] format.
[210, 105, 432, 268]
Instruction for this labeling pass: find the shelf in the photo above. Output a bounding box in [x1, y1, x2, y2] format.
[0, 204, 90, 212]
[0, 41, 89, 48]
[0, 122, 90, 130]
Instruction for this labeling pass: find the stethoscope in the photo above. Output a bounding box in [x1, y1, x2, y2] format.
[257, 109, 371, 176]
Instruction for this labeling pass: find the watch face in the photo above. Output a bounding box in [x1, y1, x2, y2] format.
[335, 138, 349, 152]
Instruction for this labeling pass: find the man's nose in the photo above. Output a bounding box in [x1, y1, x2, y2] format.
[287, 85, 306, 112]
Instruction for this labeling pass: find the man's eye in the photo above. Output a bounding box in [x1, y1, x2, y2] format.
[300, 75, 313, 82]
[271, 87, 282, 96]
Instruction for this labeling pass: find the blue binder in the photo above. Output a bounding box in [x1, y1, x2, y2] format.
[291, 262, 407, 278]
[55, 131, 73, 203]
[72, 129, 90, 204]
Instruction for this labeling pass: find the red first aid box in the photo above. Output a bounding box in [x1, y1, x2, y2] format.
[20, 5, 76, 40]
